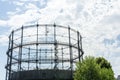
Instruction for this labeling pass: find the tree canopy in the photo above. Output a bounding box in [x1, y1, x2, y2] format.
[96, 57, 111, 69]
[74, 56, 115, 80]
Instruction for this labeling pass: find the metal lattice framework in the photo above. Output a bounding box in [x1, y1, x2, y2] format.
[5, 24, 84, 80]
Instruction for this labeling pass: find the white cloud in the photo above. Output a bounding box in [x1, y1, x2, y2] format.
[0, 35, 8, 46]
[25, 3, 39, 9]
[7, 9, 41, 29]
[13, 1, 24, 6]
[0, 20, 7, 26]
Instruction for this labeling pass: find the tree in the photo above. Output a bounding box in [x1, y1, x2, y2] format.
[74, 56, 101, 80]
[74, 56, 115, 80]
[96, 57, 115, 80]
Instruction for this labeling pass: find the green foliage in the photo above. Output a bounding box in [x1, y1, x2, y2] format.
[74, 56, 101, 80]
[96, 57, 115, 80]
[74, 56, 115, 80]
[100, 68, 115, 80]
[96, 57, 111, 69]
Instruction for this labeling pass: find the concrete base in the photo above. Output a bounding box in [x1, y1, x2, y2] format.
[11, 69, 73, 80]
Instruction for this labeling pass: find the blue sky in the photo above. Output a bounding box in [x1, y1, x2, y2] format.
[0, 0, 120, 80]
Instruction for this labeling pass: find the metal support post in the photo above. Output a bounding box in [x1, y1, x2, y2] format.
[36, 24, 39, 69]
[77, 31, 80, 61]
[28, 48, 30, 70]
[68, 26, 73, 79]
[8, 30, 14, 80]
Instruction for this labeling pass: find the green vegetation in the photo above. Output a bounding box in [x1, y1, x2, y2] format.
[74, 56, 115, 80]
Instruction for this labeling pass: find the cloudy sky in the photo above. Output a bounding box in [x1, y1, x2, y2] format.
[0, 0, 120, 79]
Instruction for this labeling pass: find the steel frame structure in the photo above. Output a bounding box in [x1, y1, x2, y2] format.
[5, 24, 84, 80]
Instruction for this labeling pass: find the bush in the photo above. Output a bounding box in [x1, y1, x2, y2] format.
[74, 56, 115, 80]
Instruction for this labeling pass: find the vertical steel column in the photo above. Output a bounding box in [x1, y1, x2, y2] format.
[6, 34, 11, 80]
[36, 24, 39, 69]
[62, 48, 64, 69]
[28, 48, 30, 70]
[80, 35, 84, 60]
[51, 48, 53, 69]
[8, 34, 11, 52]
[17, 26, 23, 80]
[19, 26, 23, 71]
[5, 57, 9, 80]
[45, 25, 48, 42]
[39, 49, 41, 69]
[53, 23, 58, 80]
[8, 30, 14, 80]
[45, 49, 47, 59]
[18, 46, 21, 71]
[68, 26, 73, 79]
[54, 23, 58, 69]
[77, 31, 80, 61]
[17, 44, 21, 80]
